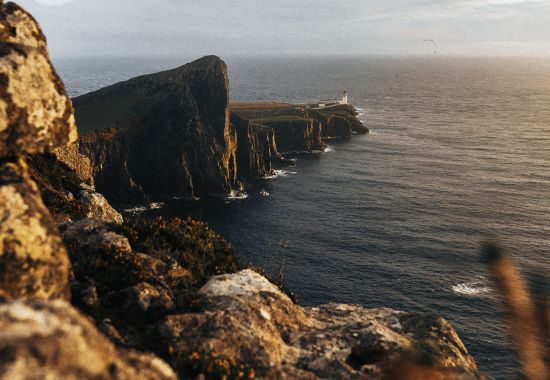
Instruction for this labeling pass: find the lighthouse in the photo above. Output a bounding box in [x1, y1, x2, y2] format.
[339, 91, 348, 105]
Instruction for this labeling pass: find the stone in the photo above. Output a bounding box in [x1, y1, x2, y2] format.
[0, 298, 176, 380]
[27, 152, 122, 223]
[78, 184, 123, 223]
[0, 158, 70, 299]
[0, 2, 77, 157]
[52, 143, 94, 184]
[157, 269, 481, 379]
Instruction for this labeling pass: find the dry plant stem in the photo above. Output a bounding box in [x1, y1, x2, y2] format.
[488, 246, 549, 380]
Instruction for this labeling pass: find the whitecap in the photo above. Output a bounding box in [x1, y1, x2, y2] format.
[324, 146, 334, 153]
[264, 170, 297, 179]
[452, 278, 492, 297]
[225, 190, 249, 200]
[124, 202, 164, 213]
[259, 190, 270, 196]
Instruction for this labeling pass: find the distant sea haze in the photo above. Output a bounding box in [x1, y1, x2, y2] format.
[56, 56, 550, 379]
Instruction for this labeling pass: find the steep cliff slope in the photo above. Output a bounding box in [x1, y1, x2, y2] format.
[73, 56, 237, 202]
[231, 112, 281, 179]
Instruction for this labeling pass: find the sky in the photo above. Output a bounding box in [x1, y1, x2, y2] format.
[14, 0, 550, 58]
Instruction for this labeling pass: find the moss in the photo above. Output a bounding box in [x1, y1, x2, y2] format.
[108, 216, 241, 286]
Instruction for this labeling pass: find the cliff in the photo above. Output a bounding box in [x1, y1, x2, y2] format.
[73, 55, 237, 202]
[0, 3, 483, 379]
[311, 104, 370, 137]
[231, 112, 281, 179]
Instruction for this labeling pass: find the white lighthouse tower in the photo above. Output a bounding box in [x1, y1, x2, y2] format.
[339, 91, 348, 105]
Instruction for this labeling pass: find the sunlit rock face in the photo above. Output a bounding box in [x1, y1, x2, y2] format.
[157, 269, 481, 379]
[74, 55, 238, 202]
[0, 2, 77, 157]
[0, 299, 177, 380]
[0, 159, 70, 300]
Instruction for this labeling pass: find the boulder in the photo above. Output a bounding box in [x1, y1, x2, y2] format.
[0, 2, 77, 157]
[0, 158, 70, 300]
[52, 143, 94, 185]
[157, 269, 481, 379]
[27, 152, 122, 223]
[78, 183, 123, 223]
[0, 298, 176, 380]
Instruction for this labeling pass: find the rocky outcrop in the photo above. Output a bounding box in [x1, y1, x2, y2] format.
[0, 158, 70, 300]
[78, 183, 123, 223]
[262, 117, 324, 153]
[27, 152, 123, 223]
[73, 56, 238, 202]
[61, 217, 239, 348]
[52, 143, 94, 185]
[0, 298, 177, 380]
[157, 269, 480, 379]
[0, 2, 77, 157]
[308, 104, 369, 138]
[0, 3, 73, 300]
[78, 127, 148, 203]
[231, 112, 280, 179]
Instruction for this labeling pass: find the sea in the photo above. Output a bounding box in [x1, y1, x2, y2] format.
[54, 55, 550, 379]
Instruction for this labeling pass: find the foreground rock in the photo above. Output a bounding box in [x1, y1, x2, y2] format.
[74, 55, 238, 202]
[0, 158, 70, 301]
[27, 152, 123, 223]
[157, 270, 480, 379]
[61, 217, 239, 347]
[0, 298, 176, 380]
[0, 2, 77, 157]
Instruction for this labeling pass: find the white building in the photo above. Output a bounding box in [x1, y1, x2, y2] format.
[318, 91, 348, 108]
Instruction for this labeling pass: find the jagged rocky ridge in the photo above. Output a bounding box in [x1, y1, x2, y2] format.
[0, 2, 483, 379]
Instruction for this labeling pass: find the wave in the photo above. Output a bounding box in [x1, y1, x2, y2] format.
[260, 190, 270, 196]
[225, 190, 249, 200]
[452, 277, 492, 297]
[124, 202, 164, 213]
[324, 146, 334, 153]
[264, 170, 297, 179]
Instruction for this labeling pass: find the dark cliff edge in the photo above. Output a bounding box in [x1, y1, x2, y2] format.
[73, 55, 237, 203]
[231, 112, 281, 179]
[231, 102, 368, 154]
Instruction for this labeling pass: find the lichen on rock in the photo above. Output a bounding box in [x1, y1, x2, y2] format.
[0, 298, 176, 380]
[158, 269, 481, 379]
[0, 2, 77, 156]
[0, 158, 70, 300]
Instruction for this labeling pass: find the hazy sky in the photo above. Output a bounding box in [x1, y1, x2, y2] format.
[15, 0, 550, 58]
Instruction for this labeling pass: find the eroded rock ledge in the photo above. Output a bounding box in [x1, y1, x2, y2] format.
[158, 269, 480, 379]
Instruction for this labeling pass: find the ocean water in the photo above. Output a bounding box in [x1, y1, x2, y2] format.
[54, 56, 550, 379]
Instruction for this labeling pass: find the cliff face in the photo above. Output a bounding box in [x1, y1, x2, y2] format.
[309, 104, 369, 138]
[262, 117, 325, 152]
[231, 112, 280, 179]
[73, 56, 237, 202]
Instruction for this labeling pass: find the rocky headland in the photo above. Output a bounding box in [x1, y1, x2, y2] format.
[0, 2, 483, 379]
[69, 63, 368, 202]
